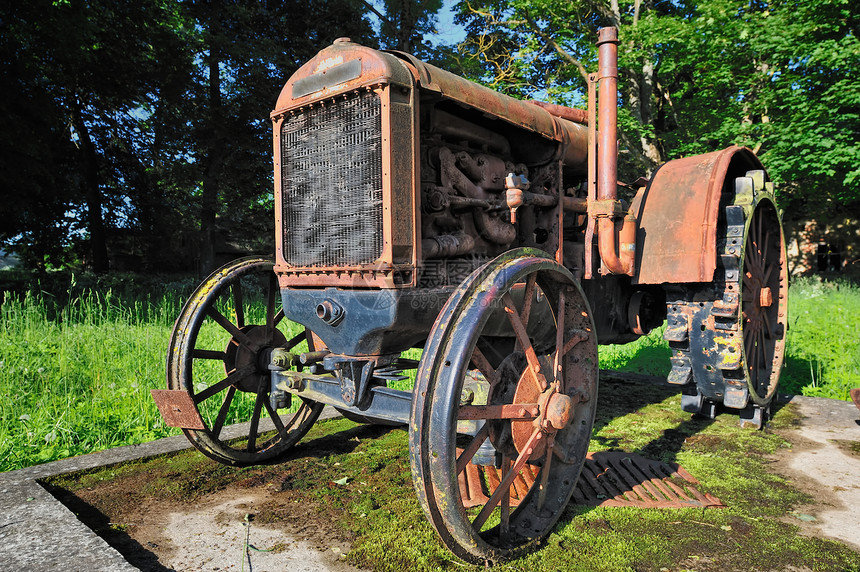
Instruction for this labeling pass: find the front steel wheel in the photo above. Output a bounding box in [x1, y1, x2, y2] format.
[410, 249, 598, 563]
[166, 257, 322, 465]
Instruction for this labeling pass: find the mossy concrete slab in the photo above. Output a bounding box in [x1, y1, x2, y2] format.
[0, 407, 342, 572]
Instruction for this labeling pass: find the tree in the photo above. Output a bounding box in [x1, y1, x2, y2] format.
[181, 0, 377, 274]
[0, 0, 377, 273]
[0, 0, 189, 272]
[450, 0, 860, 216]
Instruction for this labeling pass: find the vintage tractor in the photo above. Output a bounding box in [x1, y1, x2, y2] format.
[152, 27, 787, 563]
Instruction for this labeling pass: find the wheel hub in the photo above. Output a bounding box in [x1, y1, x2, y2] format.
[224, 325, 286, 392]
[544, 391, 573, 430]
[509, 356, 573, 461]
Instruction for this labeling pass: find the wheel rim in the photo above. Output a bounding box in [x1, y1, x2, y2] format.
[741, 199, 788, 404]
[410, 249, 598, 563]
[166, 257, 322, 465]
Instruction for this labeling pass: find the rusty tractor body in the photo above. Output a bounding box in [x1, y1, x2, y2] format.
[153, 28, 788, 563]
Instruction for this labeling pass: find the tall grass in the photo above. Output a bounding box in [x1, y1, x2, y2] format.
[0, 286, 185, 472]
[1, 275, 857, 472]
[779, 277, 860, 401]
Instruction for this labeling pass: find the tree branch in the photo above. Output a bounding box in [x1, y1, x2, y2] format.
[523, 14, 589, 84]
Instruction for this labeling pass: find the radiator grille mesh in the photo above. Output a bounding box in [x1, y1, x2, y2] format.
[281, 91, 384, 267]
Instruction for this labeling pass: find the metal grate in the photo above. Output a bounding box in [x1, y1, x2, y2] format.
[281, 91, 384, 267]
[459, 451, 725, 510]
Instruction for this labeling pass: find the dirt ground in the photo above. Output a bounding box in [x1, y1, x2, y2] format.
[41, 394, 860, 571]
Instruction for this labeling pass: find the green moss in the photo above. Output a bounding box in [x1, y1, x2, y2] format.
[44, 385, 860, 572]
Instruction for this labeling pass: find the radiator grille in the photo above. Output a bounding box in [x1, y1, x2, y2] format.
[281, 91, 384, 267]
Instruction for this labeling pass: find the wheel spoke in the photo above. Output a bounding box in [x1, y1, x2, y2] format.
[206, 307, 260, 351]
[211, 385, 237, 438]
[193, 363, 257, 404]
[553, 290, 566, 386]
[470, 346, 497, 386]
[284, 331, 306, 352]
[503, 293, 547, 392]
[762, 263, 774, 285]
[472, 426, 544, 531]
[537, 432, 556, 510]
[266, 273, 278, 337]
[246, 382, 266, 452]
[762, 310, 773, 338]
[193, 349, 227, 360]
[232, 281, 245, 329]
[456, 423, 490, 475]
[746, 244, 763, 276]
[560, 330, 590, 358]
[500, 454, 512, 538]
[520, 274, 537, 327]
[273, 308, 285, 328]
[458, 403, 540, 420]
[762, 224, 770, 261]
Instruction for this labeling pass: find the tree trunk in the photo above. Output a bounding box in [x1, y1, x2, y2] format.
[199, 16, 223, 276]
[70, 95, 109, 273]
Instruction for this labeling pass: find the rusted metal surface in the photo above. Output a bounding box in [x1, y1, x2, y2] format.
[596, 27, 619, 208]
[573, 452, 725, 509]
[663, 169, 788, 427]
[633, 146, 764, 285]
[528, 100, 588, 125]
[591, 27, 635, 277]
[458, 455, 539, 508]
[150, 390, 205, 430]
[461, 452, 724, 510]
[389, 51, 589, 168]
[851, 389, 860, 413]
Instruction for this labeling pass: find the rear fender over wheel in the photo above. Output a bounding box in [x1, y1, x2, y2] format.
[664, 171, 788, 428]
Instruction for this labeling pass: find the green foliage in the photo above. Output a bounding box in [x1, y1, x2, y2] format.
[2, 275, 856, 472]
[450, 0, 860, 215]
[779, 277, 860, 400]
[0, 288, 181, 471]
[0, 0, 378, 273]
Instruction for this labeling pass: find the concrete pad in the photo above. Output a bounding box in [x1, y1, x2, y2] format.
[784, 395, 860, 550]
[0, 407, 342, 572]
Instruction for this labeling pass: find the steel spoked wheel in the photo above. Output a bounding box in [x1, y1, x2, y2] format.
[166, 257, 323, 465]
[410, 249, 598, 563]
[740, 197, 788, 405]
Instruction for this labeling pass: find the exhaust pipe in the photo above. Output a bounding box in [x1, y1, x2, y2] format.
[592, 27, 635, 276]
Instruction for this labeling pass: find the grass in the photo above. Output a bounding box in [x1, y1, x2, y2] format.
[43, 381, 860, 571]
[1, 272, 858, 472]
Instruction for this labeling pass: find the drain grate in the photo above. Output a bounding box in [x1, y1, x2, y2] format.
[573, 451, 725, 509]
[459, 451, 724, 510]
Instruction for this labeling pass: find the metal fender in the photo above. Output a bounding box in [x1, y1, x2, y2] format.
[631, 146, 765, 285]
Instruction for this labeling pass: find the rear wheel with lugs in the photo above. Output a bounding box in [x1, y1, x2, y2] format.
[410, 249, 598, 563]
[665, 171, 788, 427]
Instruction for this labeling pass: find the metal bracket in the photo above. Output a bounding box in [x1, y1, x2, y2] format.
[150, 389, 205, 430]
[588, 198, 623, 218]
